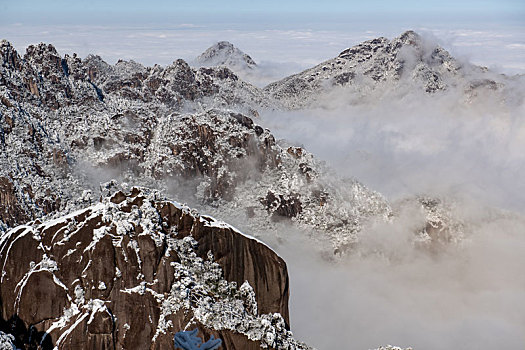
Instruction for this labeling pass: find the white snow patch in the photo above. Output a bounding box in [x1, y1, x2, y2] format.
[199, 214, 279, 256]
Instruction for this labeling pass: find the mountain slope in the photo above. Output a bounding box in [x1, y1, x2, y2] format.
[0, 39, 394, 252]
[0, 37, 470, 254]
[264, 30, 512, 109]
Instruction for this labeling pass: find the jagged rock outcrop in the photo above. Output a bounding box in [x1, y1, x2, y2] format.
[413, 196, 466, 247]
[264, 30, 509, 109]
[0, 39, 266, 114]
[0, 187, 310, 349]
[0, 177, 29, 227]
[0, 39, 266, 229]
[195, 41, 257, 71]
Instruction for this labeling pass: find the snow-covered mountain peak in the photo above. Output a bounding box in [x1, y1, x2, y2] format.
[195, 40, 257, 70]
[396, 29, 421, 45]
[263, 30, 508, 109]
[0, 40, 21, 70]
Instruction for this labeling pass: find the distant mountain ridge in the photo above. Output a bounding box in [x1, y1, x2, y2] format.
[190, 31, 515, 110]
[264, 30, 513, 108]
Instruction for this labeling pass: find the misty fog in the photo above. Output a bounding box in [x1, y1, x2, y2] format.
[275, 212, 525, 349]
[250, 55, 525, 349]
[260, 78, 525, 212]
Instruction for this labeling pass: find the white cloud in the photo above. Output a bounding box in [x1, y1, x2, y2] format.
[1, 22, 523, 75]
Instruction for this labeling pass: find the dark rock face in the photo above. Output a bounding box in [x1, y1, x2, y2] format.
[0, 188, 308, 349]
[261, 191, 303, 219]
[0, 177, 29, 227]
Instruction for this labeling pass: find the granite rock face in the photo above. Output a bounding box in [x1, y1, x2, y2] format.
[0, 177, 29, 227]
[0, 187, 310, 349]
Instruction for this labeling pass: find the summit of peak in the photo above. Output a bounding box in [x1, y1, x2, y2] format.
[0, 39, 14, 48]
[215, 41, 235, 49]
[195, 41, 256, 70]
[398, 30, 421, 42]
[25, 42, 60, 58]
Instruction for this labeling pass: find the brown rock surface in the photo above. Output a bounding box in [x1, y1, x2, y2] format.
[0, 187, 309, 349]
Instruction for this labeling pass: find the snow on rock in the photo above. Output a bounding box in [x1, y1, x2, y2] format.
[0, 39, 267, 232]
[264, 30, 513, 109]
[195, 41, 257, 71]
[0, 187, 311, 349]
[0, 332, 16, 350]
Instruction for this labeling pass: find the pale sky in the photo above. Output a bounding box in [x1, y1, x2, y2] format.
[2, 0, 524, 18]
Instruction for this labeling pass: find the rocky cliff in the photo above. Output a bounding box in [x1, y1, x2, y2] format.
[0, 187, 310, 349]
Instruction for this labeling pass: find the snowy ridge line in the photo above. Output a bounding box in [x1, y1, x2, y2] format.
[38, 203, 104, 232]
[104, 185, 282, 257]
[198, 212, 281, 258]
[263, 30, 514, 110]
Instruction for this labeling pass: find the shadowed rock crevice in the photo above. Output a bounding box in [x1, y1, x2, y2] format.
[0, 314, 54, 350]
